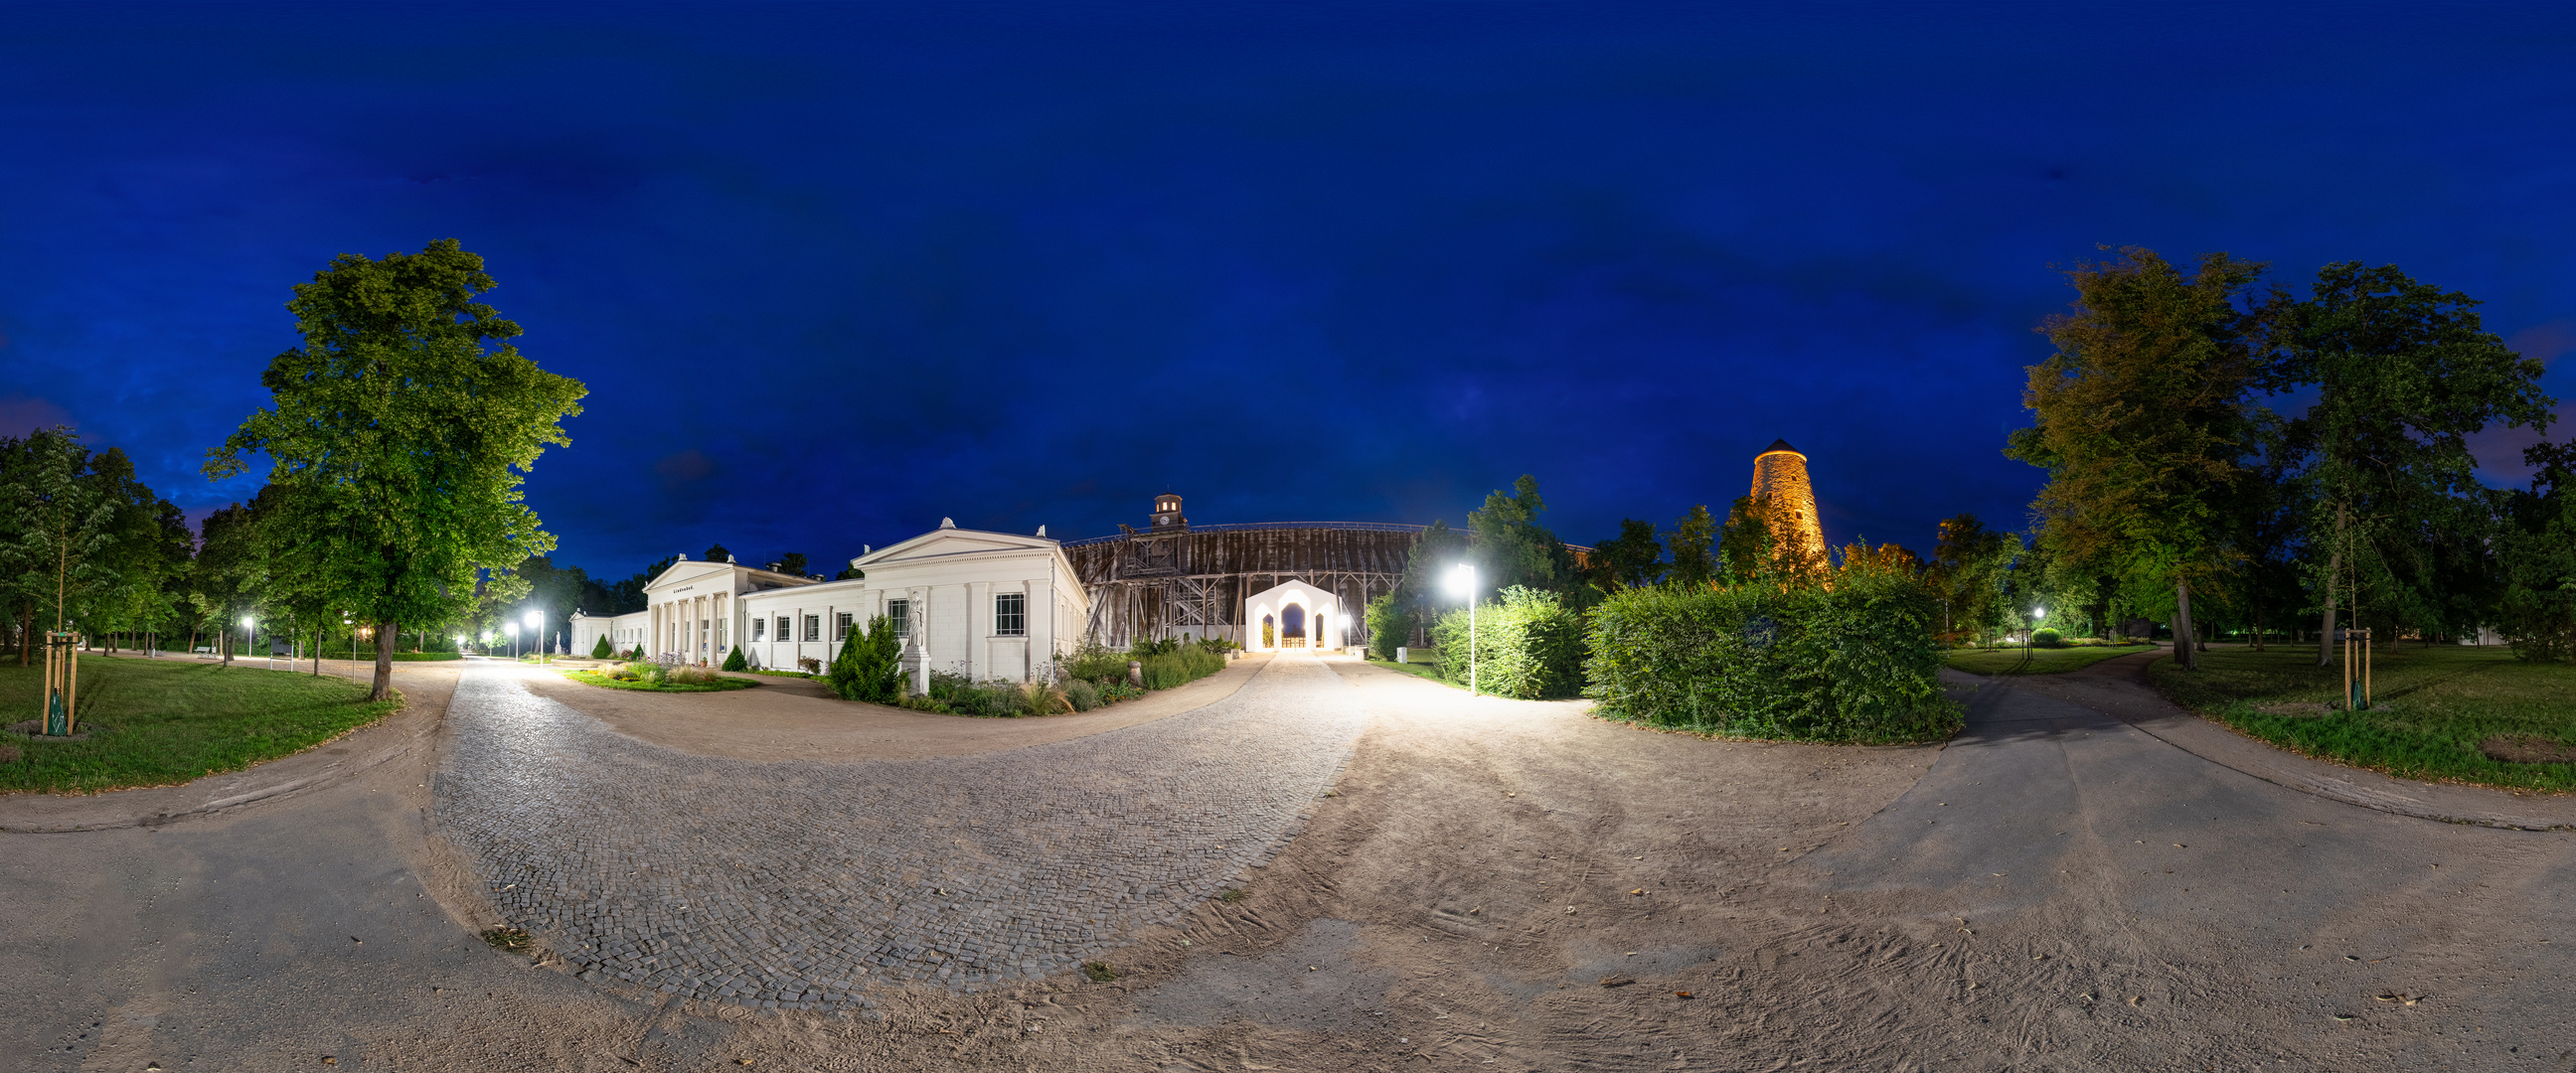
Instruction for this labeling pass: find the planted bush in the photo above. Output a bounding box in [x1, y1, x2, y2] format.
[1426, 586, 1586, 699]
[1584, 556, 1959, 743]
[1140, 646, 1225, 690]
[722, 645, 748, 672]
[1365, 592, 1409, 661]
[2029, 628, 2065, 648]
[1065, 679, 1102, 711]
[590, 635, 613, 659]
[828, 615, 904, 703]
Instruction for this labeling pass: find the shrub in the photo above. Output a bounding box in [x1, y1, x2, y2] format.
[590, 635, 613, 659]
[722, 645, 749, 671]
[1130, 637, 1180, 658]
[2029, 628, 2065, 648]
[667, 665, 720, 686]
[1426, 586, 1586, 699]
[1067, 643, 1131, 684]
[828, 615, 904, 703]
[1140, 646, 1225, 690]
[1098, 680, 1145, 704]
[1193, 633, 1237, 655]
[1065, 679, 1101, 711]
[1365, 592, 1409, 661]
[1583, 556, 1960, 743]
[1024, 680, 1071, 714]
[797, 656, 823, 676]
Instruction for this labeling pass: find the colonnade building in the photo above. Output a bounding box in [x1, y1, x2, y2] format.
[570, 520, 1090, 683]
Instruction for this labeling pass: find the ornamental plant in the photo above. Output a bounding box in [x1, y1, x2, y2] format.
[1583, 547, 1960, 743]
[722, 645, 748, 672]
[828, 613, 903, 703]
[1426, 586, 1585, 699]
[590, 634, 613, 659]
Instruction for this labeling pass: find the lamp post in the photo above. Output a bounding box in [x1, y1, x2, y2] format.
[506, 621, 520, 660]
[2027, 606, 2045, 661]
[241, 615, 254, 665]
[1444, 564, 1478, 695]
[524, 609, 544, 661]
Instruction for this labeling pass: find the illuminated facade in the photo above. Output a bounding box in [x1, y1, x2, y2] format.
[1749, 438, 1827, 564]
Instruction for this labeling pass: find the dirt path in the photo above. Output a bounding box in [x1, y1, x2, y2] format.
[9, 652, 2576, 1069]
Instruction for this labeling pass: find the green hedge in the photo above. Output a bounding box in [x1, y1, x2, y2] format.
[1426, 586, 1586, 699]
[1583, 565, 1959, 742]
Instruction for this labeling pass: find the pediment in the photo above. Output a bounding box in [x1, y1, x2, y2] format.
[862, 527, 1057, 565]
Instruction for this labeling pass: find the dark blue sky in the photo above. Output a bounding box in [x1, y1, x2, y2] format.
[4, 2, 2572, 578]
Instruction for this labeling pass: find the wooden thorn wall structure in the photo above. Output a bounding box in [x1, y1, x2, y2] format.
[1064, 523, 1425, 649]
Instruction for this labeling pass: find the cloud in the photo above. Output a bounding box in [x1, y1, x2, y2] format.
[653, 449, 718, 489]
[0, 394, 75, 437]
[2507, 320, 2576, 367]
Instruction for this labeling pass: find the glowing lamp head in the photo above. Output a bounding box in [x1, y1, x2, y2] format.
[2033, 607, 2046, 621]
[241, 615, 253, 628]
[523, 609, 542, 629]
[1443, 564, 1476, 598]
[505, 622, 520, 637]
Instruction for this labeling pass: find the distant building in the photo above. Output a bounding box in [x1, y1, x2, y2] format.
[1063, 494, 1421, 651]
[1749, 438, 1828, 564]
[571, 521, 1089, 685]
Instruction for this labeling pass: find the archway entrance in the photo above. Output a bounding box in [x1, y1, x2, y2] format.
[1281, 604, 1307, 648]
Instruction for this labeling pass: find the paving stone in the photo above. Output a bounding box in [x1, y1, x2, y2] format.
[436, 655, 1362, 1011]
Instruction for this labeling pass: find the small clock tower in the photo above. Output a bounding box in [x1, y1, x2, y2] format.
[1150, 494, 1189, 532]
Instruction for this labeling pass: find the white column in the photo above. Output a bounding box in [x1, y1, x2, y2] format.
[1030, 575, 1053, 683]
[967, 581, 987, 681]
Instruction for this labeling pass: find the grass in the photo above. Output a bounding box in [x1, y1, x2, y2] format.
[561, 670, 754, 692]
[1080, 961, 1119, 983]
[2149, 644, 2576, 792]
[745, 669, 812, 679]
[1945, 643, 2158, 676]
[1366, 658, 1460, 687]
[0, 657, 402, 794]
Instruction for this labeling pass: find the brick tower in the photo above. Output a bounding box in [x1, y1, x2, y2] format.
[1749, 438, 1827, 564]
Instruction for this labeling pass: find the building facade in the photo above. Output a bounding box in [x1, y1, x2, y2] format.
[574, 521, 1091, 686]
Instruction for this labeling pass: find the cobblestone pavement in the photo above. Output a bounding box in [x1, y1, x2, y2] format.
[434, 654, 1363, 1011]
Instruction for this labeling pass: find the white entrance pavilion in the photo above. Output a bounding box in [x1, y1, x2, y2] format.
[1242, 578, 1343, 652]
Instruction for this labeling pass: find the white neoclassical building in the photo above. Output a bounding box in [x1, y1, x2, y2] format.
[569, 520, 1090, 686]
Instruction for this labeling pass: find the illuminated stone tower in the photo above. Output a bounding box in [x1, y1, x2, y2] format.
[1749, 438, 1827, 564]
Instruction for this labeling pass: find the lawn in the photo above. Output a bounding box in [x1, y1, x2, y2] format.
[1945, 643, 2158, 676]
[2149, 644, 2576, 792]
[560, 670, 755, 692]
[0, 657, 402, 794]
[1367, 657, 1455, 687]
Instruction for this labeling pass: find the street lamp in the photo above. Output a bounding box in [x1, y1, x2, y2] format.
[505, 621, 521, 660]
[1338, 613, 1354, 653]
[1444, 563, 1478, 695]
[524, 609, 543, 660]
[241, 615, 254, 663]
[2026, 606, 2046, 661]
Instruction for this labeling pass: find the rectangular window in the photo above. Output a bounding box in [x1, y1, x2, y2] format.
[995, 592, 1027, 637]
[802, 614, 821, 643]
[835, 612, 854, 641]
[776, 616, 791, 642]
[751, 617, 765, 642]
[886, 600, 909, 641]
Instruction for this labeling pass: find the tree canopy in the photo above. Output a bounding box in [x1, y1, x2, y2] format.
[206, 238, 586, 698]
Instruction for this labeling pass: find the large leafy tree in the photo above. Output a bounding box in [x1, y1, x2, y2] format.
[5, 428, 122, 654]
[1710, 498, 1766, 585]
[2006, 248, 2281, 671]
[1585, 518, 1666, 590]
[2499, 440, 2576, 662]
[1468, 475, 1576, 593]
[2280, 262, 2554, 661]
[207, 239, 586, 699]
[1669, 504, 1721, 588]
[1926, 513, 2020, 646]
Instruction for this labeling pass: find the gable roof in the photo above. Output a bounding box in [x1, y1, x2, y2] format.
[1758, 438, 1801, 457]
[858, 526, 1063, 567]
[642, 556, 814, 594]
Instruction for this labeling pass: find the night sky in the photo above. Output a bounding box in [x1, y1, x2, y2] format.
[5, 2, 2572, 578]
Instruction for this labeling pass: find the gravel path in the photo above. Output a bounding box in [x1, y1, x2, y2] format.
[433, 654, 1364, 1009]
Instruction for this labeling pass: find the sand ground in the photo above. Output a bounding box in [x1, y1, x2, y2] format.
[3, 650, 2572, 1070]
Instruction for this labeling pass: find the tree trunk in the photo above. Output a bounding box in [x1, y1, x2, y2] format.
[2317, 505, 2343, 667]
[314, 627, 323, 676]
[2174, 579, 2200, 671]
[372, 619, 396, 700]
[222, 624, 234, 667]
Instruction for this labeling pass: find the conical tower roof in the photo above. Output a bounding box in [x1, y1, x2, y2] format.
[1757, 438, 1801, 457]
